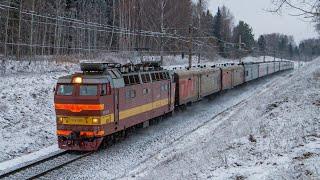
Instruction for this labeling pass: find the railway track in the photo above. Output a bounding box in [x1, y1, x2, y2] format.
[0, 150, 93, 180]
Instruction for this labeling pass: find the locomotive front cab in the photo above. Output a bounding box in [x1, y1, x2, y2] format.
[54, 73, 115, 151]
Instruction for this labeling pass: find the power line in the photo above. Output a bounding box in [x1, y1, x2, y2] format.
[0, 6, 210, 48]
[0, 3, 226, 48]
[0, 3, 280, 57]
[0, 4, 182, 39]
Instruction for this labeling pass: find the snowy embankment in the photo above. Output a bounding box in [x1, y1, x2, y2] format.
[122, 58, 320, 179]
[0, 60, 78, 162]
[0, 73, 62, 162]
[0, 58, 77, 75]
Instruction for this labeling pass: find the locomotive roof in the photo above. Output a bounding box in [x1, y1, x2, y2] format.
[57, 65, 126, 87]
[57, 74, 111, 84]
[57, 65, 172, 88]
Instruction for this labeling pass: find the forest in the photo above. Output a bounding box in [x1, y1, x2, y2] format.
[0, 0, 319, 61]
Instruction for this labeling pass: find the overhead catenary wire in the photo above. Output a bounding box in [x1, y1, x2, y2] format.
[0, 8, 210, 48]
[0, 2, 281, 58]
[0, 3, 234, 48]
[0, 3, 178, 38]
[1, 40, 290, 55]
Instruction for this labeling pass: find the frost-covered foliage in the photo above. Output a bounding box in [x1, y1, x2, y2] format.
[0, 59, 77, 76]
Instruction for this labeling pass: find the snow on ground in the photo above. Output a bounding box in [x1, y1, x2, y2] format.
[0, 57, 77, 75]
[0, 72, 65, 162]
[0, 145, 61, 171]
[0, 60, 79, 163]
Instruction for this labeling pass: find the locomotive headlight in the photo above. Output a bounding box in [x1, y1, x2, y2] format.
[92, 118, 101, 124]
[73, 77, 82, 84]
[57, 117, 64, 124]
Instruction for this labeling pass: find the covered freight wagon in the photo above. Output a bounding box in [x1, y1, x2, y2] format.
[198, 68, 221, 98]
[221, 65, 245, 90]
[258, 63, 268, 77]
[244, 63, 259, 82]
[174, 70, 200, 106]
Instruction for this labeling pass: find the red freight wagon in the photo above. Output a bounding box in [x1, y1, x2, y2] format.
[221, 66, 234, 90]
[174, 70, 200, 106]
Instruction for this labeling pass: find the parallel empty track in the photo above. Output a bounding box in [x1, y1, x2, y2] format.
[0, 151, 92, 180]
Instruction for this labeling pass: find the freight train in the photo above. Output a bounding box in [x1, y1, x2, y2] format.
[54, 60, 294, 151]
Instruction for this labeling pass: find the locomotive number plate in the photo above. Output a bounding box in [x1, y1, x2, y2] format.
[65, 117, 87, 125]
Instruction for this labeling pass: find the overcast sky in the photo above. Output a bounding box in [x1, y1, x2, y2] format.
[206, 0, 318, 43]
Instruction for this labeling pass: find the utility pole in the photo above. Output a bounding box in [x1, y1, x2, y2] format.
[17, 0, 23, 60]
[160, 0, 165, 65]
[160, 26, 164, 65]
[188, 25, 193, 69]
[298, 53, 301, 69]
[30, 0, 35, 57]
[238, 35, 242, 63]
[197, 0, 202, 64]
[174, 29, 178, 56]
[4, 0, 10, 57]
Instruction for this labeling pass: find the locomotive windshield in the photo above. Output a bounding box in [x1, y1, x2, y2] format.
[80, 85, 98, 96]
[56, 84, 99, 96]
[57, 85, 74, 96]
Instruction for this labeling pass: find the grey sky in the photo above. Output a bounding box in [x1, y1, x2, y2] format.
[206, 0, 318, 43]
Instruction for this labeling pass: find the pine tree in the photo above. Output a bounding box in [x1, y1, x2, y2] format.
[288, 43, 293, 59]
[258, 35, 266, 60]
[233, 21, 255, 49]
[294, 46, 300, 57]
[278, 37, 287, 59]
[213, 8, 222, 41]
[258, 35, 266, 51]
[213, 8, 224, 55]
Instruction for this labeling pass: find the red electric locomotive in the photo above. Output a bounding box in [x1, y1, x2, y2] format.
[54, 62, 175, 151]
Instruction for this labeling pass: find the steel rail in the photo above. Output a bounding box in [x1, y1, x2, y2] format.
[0, 150, 68, 179]
[0, 150, 92, 180]
[27, 152, 93, 180]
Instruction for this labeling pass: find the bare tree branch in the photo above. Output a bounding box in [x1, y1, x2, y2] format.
[270, 0, 320, 18]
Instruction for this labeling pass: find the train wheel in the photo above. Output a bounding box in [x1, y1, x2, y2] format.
[168, 111, 174, 117]
[182, 104, 187, 111]
[102, 135, 113, 148]
[121, 128, 127, 138]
